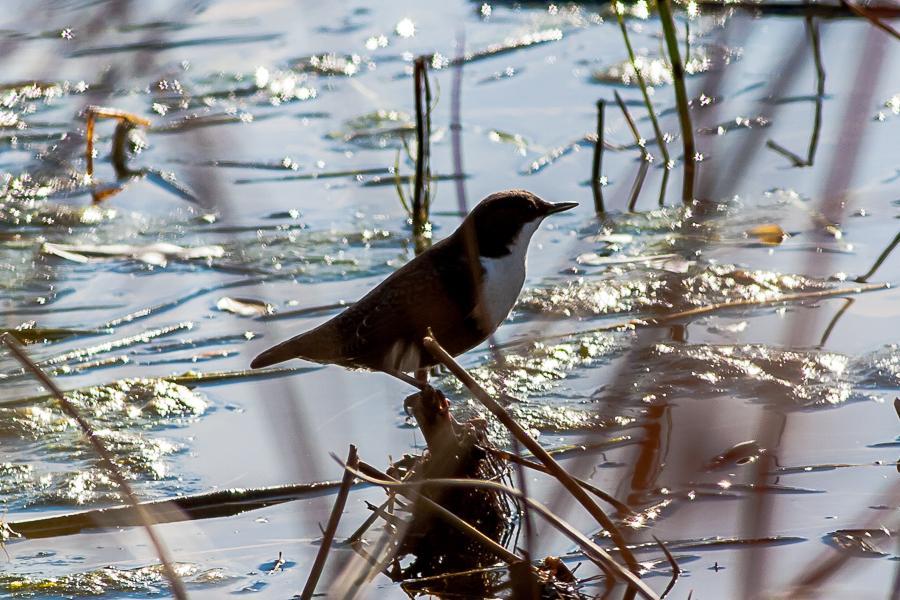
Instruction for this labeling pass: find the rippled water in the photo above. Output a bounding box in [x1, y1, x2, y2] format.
[0, 1, 898, 598]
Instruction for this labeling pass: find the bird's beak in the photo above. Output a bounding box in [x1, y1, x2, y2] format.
[544, 201, 578, 215]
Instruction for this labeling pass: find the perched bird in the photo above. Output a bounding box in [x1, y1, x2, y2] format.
[250, 189, 576, 376]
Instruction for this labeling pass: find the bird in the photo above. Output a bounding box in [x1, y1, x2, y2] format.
[250, 189, 577, 377]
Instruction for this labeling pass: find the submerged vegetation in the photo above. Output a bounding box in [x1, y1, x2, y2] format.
[0, 0, 898, 598]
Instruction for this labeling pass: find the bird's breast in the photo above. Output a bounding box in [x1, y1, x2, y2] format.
[476, 255, 526, 330]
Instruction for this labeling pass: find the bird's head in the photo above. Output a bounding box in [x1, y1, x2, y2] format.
[462, 189, 577, 258]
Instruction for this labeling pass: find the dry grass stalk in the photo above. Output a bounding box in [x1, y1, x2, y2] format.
[0, 334, 188, 600]
[300, 444, 359, 600]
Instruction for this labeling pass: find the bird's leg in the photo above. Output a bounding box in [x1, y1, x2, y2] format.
[383, 368, 428, 391]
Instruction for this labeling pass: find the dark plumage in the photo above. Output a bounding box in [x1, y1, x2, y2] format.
[250, 190, 576, 373]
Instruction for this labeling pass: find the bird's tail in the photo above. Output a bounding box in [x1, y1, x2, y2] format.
[250, 339, 301, 369]
[250, 323, 341, 369]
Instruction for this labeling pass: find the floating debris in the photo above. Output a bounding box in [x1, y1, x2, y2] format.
[216, 296, 275, 317]
[326, 109, 415, 149]
[41, 242, 225, 267]
[875, 92, 900, 121]
[706, 440, 765, 470]
[698, 115, 771, 135]
[290, 53, 365, 76]
[1, 323, 105, 345]
[520, 133, 625, 175]
[445, 28, 564, 67]
[826, 528, 894, 558]
[0, 563, 234, 596]
[601, 535, 806, 554]
[746, 223, 787, 245]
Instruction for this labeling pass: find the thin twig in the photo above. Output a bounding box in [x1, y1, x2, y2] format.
[627, 159, 651, 212]
[838, 0, 900, 40]
[345, 497, 392, 545]
[508, 437, 541, 598]
[640, 283, 887, 326]
[592, 99, 606, 213]
[766, 17, 826, 167]
[817, 297, 853, 347]
[765, 140, 806, 166]
[421, 335, 643, 582]
[614, 90, 648, 160]
[481, 446, 633, 515]
[855, 230, 900, 283]
[342, 463, 662, 600]
[335, 468, 417, 598]
[695, 0, 900, 18]
[301, 445, 359, 600]
[657, 0, 696, 204]
[653, 536, 680, 599]
[0, 334, 188, 600]
[806, 17, 825, 165]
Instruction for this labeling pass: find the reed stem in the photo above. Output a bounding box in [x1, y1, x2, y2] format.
[412, 56, 432, 254]
[592, 99, 606, 213]
[614, 2, 671, 206]
[657, 0, 697, 204]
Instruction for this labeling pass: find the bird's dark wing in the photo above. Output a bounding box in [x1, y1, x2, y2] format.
[250, 234, 487, 371]
[332, 235, 485, 365]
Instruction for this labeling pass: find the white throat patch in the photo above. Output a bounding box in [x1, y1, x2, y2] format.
[475, 219, 542, 329]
